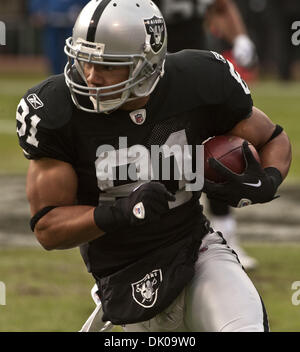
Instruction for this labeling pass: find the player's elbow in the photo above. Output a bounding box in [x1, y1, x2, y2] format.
[35, 230, 56, 251]
[34, 218, 58, 251]
[282, 131, 292, 163]
[269, 130, 292, 179]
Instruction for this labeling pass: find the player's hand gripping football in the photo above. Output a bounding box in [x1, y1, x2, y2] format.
[94, 182, 176, 232]
[203, 141, 282, 208]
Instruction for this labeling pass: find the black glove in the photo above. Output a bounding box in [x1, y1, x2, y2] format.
[94, 182, 176, 232]
[203, 141, 282, 208]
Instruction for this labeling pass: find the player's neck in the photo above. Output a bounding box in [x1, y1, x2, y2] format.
[120, 96, 150, 111]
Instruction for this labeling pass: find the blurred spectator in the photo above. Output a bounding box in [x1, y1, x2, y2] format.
[1, 0, 298, 79]
[156, 0, 258, 80]
[234, 0, 300, 80]
[28, 0, 88, 74]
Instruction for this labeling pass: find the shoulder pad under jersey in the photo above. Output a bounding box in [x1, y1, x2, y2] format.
[23, 73, 73, 129]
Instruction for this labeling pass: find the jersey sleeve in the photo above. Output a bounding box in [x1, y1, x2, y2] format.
[208, 52, 253, 135]
[16, 76, 75, 164]
[165, 50, 253, 135]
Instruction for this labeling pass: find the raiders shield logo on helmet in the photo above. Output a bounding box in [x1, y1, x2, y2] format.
[131, 269, 162, 308]
[144, 16, 166, 53]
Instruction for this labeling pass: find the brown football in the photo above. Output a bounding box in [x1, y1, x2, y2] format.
[203, 135, 260, 183]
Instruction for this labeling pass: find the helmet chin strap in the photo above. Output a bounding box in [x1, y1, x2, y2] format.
[89, 93, 145, 114]
[89, 96, 125, 114]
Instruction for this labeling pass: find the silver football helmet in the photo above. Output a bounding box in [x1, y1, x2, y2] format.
[64, 0, 167, 113]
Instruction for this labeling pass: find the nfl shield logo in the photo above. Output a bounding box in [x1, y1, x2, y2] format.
[133, 202, 145, 219]
[144, 16, 166, 53]
[237, 198, 252, 208]
[129, 109, 146, 125]
[131, 269, 163, 308]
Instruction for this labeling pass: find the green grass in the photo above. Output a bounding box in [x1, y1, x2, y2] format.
[0, 247, 95, 332]
[245, 243, 300, 332]
[0, 244, 300, 332]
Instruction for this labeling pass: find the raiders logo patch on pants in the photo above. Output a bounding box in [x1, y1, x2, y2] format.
[94, 232, 203, 325]
[124, 231, 269, 332]
[82, 231, 269, 332]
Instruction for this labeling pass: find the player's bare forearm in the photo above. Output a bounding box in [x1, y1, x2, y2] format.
[257, 131, 291, 181]
[27, 158, 104, 250]
[34, 205, 103, 250]
[229, 107, 292, 181]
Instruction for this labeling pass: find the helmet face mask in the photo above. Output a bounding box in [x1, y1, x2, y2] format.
[64, 0, 167, 114]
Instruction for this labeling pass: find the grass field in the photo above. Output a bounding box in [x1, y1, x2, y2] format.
[0, 246, 95, 332]
[0, 74, 300, 332]
[0, 244, 300, 332]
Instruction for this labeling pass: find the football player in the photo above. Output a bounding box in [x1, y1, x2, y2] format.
[17, 0, 291, 332]
[156, 0, 258, 269]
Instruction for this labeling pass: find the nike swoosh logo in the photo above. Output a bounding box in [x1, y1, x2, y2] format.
[243, 180, 262, 187]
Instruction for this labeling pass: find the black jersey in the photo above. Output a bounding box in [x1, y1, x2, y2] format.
[155, 0, 215, 52]
[17, 50, 252, 277]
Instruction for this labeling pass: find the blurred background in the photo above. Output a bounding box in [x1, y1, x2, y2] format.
[1, 0, 300, 78]
[0, 0, 300, 332]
